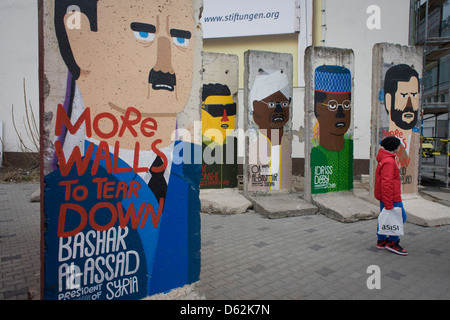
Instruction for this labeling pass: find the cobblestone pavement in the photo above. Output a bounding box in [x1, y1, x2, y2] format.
[1, 183, 450, 300]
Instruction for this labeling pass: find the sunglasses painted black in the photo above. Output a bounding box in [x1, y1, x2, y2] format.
[202, 103, 237, 117]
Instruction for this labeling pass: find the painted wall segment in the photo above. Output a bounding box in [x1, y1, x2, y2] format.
[201, 52, 239, 189]
[41, 0, 203, 300]
[244, 50, 293, 193]
[304, 46, 354, 201]
[311, 65, 353, 194]
[370, 43, 423, 195]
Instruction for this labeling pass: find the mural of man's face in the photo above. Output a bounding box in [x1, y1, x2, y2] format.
[65, 0, 194, 117]
[202, 95, 236, 145]
[386, 77, 419, 130]
[252, 91, 290, 131]
[315, 92, 351, 137]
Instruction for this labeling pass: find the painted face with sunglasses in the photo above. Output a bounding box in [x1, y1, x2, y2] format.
[202, 94, 236, 145]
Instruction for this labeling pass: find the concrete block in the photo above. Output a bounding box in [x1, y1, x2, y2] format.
[201, 52, 239, 189]
[367, 43, 449, 228]
[241, 50, 315, 218]
[243, 50, 293, 194]
[40, 0, 204, 300]
[200, 188, 252, 214]
[312, 191, 379, 223]
[360, 174, 370, 183]
[303, 46, 355, 202]
[402, 194, 450, 227]
[30, 188, 40, 203]
[370, 43, 424, 196]
[250, 192, 318, 219]
[302, 46, 377, 222]
[203, 52, 239, 98]
[144, 281, 205, 300]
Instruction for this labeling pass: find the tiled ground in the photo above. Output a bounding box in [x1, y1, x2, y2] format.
[1, 183, 450, 300]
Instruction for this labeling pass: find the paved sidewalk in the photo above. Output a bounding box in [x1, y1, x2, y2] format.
[0, 184, 40, 300]
[1, 183, 450, 300]
[200, 211, 450, 299]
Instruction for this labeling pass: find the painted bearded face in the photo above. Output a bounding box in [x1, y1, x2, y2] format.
[386, 77, 419, 130]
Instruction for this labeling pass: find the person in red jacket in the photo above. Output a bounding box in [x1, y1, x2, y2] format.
[374, 136, 408, 255]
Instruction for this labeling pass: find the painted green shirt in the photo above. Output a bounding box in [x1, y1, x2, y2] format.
[310, 139, 353, 194]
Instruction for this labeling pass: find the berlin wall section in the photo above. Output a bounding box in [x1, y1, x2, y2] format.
[304, 46, 355, 202]
[369, 43, 450, 227]
[370, 43, 423, 197]
[201, 52, 239, 190]
[242, 50, 317, 219]
[243, 50, 294, 195]
[39, 0, 204, 300]
[304, 46, 378, 222]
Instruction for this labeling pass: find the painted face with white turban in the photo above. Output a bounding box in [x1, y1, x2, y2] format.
[250, 70, 291, 131]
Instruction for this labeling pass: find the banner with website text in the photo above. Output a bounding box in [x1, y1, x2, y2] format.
[202, 0, 299, 38]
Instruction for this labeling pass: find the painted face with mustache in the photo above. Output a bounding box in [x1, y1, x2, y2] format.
[252, 91, 290, 131]
[386, 77, 419, 130]
[65, 0, 195, 118]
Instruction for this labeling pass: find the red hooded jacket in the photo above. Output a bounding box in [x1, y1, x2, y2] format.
[374, 148, 402, 209]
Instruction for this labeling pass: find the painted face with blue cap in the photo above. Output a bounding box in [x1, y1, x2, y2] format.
[314, 65, 352, 151]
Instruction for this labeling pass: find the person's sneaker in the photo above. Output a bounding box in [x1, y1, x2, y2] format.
[376, 239, 387, 249]
[386, 239, 408, 255]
